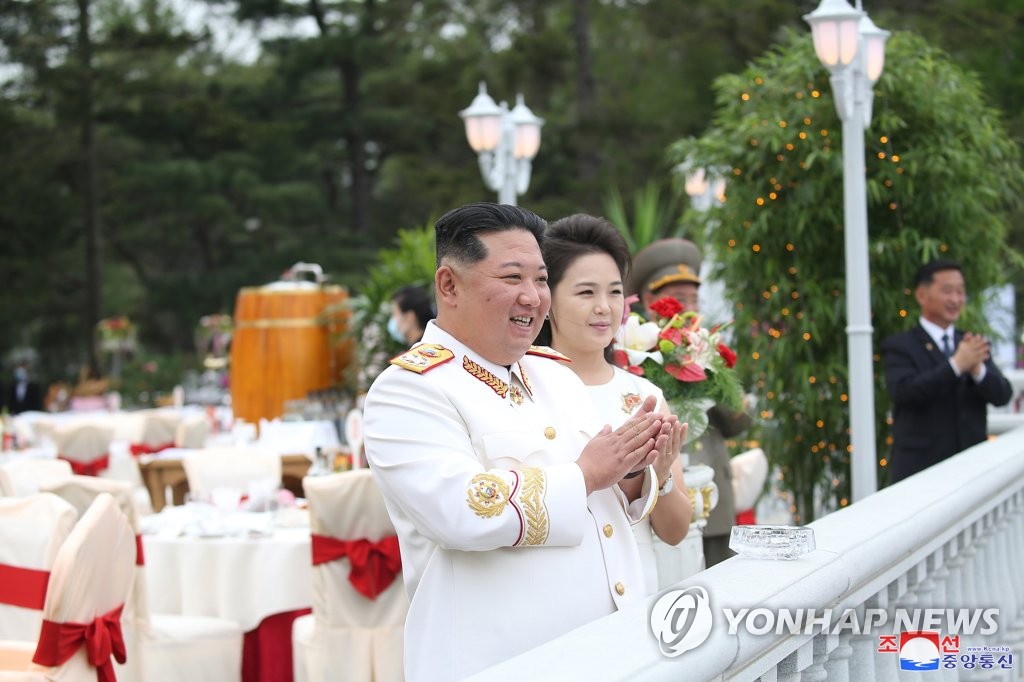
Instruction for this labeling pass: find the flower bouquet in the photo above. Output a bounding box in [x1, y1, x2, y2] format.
[96, 316, 138, 353]
[613, 297, 744, 443]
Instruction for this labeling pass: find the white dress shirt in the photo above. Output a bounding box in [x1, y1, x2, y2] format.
[919, 317, 986, 381]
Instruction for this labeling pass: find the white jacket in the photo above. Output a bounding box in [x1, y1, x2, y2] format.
[364, 322, 654, 680]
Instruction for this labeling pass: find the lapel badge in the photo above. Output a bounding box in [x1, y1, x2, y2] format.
[621, 392, 642, 414]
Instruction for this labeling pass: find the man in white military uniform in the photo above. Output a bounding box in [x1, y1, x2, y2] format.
[364, 203, 675, 680]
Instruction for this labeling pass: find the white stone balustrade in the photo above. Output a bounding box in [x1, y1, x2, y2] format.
[469, 426, 1024, 681]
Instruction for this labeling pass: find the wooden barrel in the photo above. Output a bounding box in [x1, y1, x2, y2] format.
[230, 280, 353, 424]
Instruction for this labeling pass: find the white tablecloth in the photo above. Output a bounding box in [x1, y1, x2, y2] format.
[255, 420, 340, 457]
[140, 508, 312, 631]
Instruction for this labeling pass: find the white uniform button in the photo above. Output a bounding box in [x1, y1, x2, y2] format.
[615, 582, 625, 596]
[603, 524, 614, 538]
[543, 426, 556, 440]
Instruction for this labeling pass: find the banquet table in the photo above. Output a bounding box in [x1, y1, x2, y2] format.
[141, 507, 313, 682]
[255, 419, 342, 457]
[138, 452, 313, 512]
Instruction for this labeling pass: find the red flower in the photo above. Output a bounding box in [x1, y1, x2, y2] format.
[649, 297, 684, 319]
[665, 362, 707, 382]
[658, 326, 683, 345]
[612, 349, 645, 376]
[717, 342, 737, 368]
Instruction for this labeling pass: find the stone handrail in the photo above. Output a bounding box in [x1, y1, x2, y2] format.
[470, 427, 1024, 681]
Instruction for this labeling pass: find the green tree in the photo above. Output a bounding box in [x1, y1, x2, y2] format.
[669, 29, 1024, 521]
[345, 222, 436, 391]
[602, 181, 683, 252]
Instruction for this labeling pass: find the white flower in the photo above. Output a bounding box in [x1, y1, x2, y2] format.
[683, 327, 717, 370]
[619, 313, 660, 351]
[616, 314, 664, 366]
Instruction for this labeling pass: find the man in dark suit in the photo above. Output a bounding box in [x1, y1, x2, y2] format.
[881, 259, 1013, 482]
[4, 363, 44, 414]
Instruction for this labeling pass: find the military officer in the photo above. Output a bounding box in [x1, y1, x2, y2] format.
[364, 203, 672, 680]
[628, 238, 753, 567]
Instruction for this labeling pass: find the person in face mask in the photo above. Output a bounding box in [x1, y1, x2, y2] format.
[388, 285, 435, 345]
[5, 362, 44, 414]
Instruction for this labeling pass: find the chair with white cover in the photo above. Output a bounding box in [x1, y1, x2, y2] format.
[131, 412, 181, 456]
[174, 416, 209, 449]
[0, 460, 74, 497]
[182, 448, 281, 502]
[292, 471, 407, 682]
[40, 476, 244, 682]
[50, 424, 116, 477]
[0, 493, 134, 681]
[0, 494, 78, 644]
[730, 447, 769, 524]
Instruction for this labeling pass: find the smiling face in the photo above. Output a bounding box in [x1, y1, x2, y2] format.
[549, 252, 624, 360]
[916, 268, 966, 328]
[435, 228, 550, 366]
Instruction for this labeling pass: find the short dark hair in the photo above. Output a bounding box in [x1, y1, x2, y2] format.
[434, 202, 547, 268]
[914, 259, 962, 288]
[391, 285, 435, 330]
[535, 213, 631, 348]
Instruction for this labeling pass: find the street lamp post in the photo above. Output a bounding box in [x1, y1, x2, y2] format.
[683, 165, 733, 325]
[804, 0, 889, 503]
[459, 82, 544, 205]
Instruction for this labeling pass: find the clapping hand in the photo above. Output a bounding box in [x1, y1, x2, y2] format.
[577, 395, 670, 495]
[653, 419, 687, 485]
[952, 332, 990, 375]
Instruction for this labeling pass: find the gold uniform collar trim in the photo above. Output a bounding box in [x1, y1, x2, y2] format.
[462, 355, 527, 405]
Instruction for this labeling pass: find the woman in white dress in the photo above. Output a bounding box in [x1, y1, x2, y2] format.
[537, 214, 692, 595]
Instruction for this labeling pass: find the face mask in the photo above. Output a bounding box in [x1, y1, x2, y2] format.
[13, 368, 27, 382]
[387, 316, 406, 344]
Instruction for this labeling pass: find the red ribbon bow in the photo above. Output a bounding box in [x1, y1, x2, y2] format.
[59, 454, 110, 477]
[310, 534, 401, 600]
[129, 442, 174, 457]
[33, 604, 126, 682]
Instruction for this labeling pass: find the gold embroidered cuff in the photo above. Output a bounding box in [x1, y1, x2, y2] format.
[514, 467, 549, 546]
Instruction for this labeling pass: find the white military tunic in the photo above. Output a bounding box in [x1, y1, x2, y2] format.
[364, 322, 653, 681]
[586, 367, 705, 594]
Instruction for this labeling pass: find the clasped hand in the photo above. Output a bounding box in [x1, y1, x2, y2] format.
[577, 395, 675, 495]
[952, 332, 990, 375]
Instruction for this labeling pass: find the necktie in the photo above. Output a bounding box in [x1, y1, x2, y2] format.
[942, 333, 953, 358]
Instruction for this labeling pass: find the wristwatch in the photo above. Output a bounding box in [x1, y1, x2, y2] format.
[658, 473, 675, 496]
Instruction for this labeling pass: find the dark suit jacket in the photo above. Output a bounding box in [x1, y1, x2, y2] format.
[4, 380, 44, 414]
[881, 325, 1013, 482]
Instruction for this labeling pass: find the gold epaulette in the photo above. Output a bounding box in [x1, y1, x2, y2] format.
[390, 343, 455, 374]
[525, 345, 571, 362]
